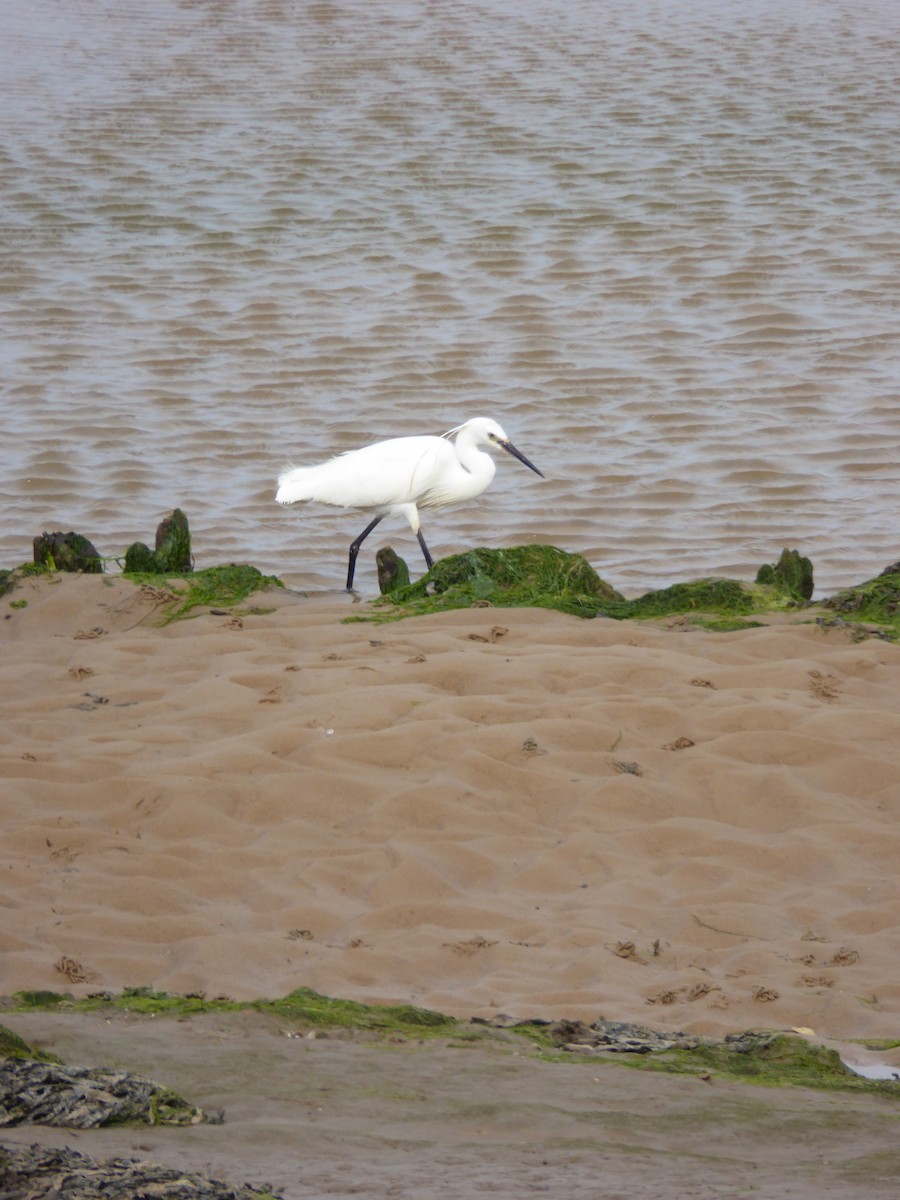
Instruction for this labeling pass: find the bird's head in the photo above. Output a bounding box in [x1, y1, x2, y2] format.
[444, 417, 544, 478]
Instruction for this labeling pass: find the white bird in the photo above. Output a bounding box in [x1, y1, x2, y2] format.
[275, 416, 544, 590]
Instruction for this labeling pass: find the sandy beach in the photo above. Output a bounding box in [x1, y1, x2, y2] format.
[2, 570, 899, 1044]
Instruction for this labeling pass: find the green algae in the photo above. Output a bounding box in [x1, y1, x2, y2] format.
[10, 986, 459, 1040]
[638, 1034, 900, 1097]
[1, 558, 281, 625]
[822, 565, 900, 637]
[9, 991, 898, 1098]
[124, 564, 283, 622]
[756, 547, 814, 601]
[255, 988, 459, 1036]
[124, 507, 192, 574]
[0, 1022, 53, 1062]
[362, 545, 810, 627]
[1, 561, 58, 599]
[369, 544, 624, 621]
[12, 990, 71, 1009]
[623, 577, 756, 619]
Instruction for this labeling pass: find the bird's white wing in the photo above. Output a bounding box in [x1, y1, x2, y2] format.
[277, 435, 454, 510]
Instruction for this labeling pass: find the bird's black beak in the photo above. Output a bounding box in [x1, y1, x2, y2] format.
[500, 439, 544, 478]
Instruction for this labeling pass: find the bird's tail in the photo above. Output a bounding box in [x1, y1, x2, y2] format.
[275, 465, 312, 505]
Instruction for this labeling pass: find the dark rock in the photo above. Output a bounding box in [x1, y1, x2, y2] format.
[723, 1031, 778, 1054]
[125, 508, 192, 574]
[547, 1017, 700, 1054]
[0, 1143, 281, 1200]
[32, 532, 103, 574]
[755, 547, 814, 601]
[376, 547, 411, 594]
[0, 1058, 213, 1128]
[154, 508, 193, 572]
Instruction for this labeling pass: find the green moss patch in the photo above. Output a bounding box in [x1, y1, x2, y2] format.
[255, 988, 459, 1036]
[124, 564, 283, 622]
[371, 545, 624, 621]
[624, 578, 756, 619]
[755, 547, 814, 601]
[638, 1033, 899, 1096]
[11, 986, 458, 1040]
[124, 508, 192, 574]
[12, 990, 71, 1009]
[0, 1022, 60, 1062]
[364, 546, 814, 627]
[822, 565, 900, 636]
[10, 991, 899, 1098]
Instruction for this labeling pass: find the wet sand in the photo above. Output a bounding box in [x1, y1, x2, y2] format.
[4, 1007, 900, 1200]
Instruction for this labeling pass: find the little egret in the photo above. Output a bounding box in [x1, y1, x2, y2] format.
[275, 416, 544, 590]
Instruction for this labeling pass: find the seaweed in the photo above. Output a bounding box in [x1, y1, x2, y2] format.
[123, 564, 283, 622]
[255, 988, 459, 1036]
[639, 1033, 900, 1096]
[755, 547, 814, 601]
[822, 565, 900, 635]
[371, 544, 624, 621]
[9, 991, 898, 1097]
[124, 508, 193, 574]
[0, 1022, 62, 1063]
[365, 545, 810, 627]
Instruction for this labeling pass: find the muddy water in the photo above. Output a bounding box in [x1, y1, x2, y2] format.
[3, 0, 899, 594]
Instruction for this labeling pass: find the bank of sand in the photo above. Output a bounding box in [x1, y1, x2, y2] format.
[2, 570, 900, 1040]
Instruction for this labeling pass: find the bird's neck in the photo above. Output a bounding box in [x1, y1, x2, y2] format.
[456, 436, 496, 486]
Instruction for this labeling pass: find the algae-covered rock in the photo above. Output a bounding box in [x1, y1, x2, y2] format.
[822, 563, 900, 631]
[377, 545, 624, 619]
[0, 1144, 278, 1200]
[33, 531, 103, 574]
[0, 1023, 40, 1061]
[123, 541, 157, 572]
[755, 547, 814, 601]
[376, 546, 411, 594]
[123, 564, 283, 622]
[154, 508, 193, 571]
[625, 577, 756, 619]
[0, 1058, 215, 1128]
[125, 508, 192, 574]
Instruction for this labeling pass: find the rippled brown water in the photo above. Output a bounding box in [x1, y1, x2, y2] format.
[3, 0, 899, 595]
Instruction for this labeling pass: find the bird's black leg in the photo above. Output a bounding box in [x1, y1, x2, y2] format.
[346, 515, 383, 591]
[416, 530, 434, 571]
